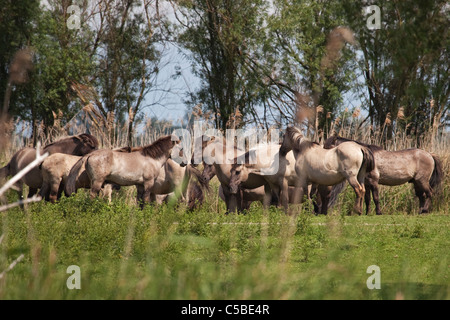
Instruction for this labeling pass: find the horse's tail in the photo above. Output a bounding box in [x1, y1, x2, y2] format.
[430, 154, 444, 192]
[327, 180, 347, 209]
[360, 146, 375, 174]
[65, 156, 87, 196]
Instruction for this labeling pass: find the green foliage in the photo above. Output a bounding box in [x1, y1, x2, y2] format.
[341, 0, 449, 136]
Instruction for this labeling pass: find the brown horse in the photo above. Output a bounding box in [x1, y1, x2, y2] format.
[85, 135, 178, 208]
[0, 133, 98, 199]
[324, 134, 443, 214]
[281, 127, 375, 215]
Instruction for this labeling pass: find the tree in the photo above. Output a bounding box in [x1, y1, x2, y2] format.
[265, 0, 357, 134]
[173, 0, 271, 130]
[341, 0, 449, 141]
[0, 0, 39, 117]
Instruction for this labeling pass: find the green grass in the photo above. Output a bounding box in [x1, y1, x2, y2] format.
[0, 183, 449, 300]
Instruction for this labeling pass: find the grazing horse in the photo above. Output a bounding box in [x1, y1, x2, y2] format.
[281, 127, 375, 215]
[324, 135, 443, 214]
[0, 133, 98, 199]
[85, 135, 178, 208]
[204, 163, 338, 213]
[201, 163, 278, 210]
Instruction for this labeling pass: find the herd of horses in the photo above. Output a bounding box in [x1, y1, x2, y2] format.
[0, 127, 444, 215]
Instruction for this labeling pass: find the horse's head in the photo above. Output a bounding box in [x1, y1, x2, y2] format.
[169, 135, 184, 164]
[201, 164, 216, 183]
[76, 133, 99, 154]
[229, 163, 248, 194]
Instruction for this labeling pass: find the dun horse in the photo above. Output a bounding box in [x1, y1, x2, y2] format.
[191, 135, 247, 212]
[324, 134, 443, 214]
[281, 127, 375, 215]
[40, 153, 116, 203]
[201, 163, 282, 211]
[228, 143, 298, 212]
[85, 135, 178, 208]
[0, 133, 98, 199]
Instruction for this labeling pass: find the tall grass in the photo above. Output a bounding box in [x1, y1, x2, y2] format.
[0, 105, 449, 300]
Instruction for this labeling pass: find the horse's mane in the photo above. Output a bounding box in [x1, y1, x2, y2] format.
[324, 135, 383, 151]
[140, 135, 174, 158]
[114, 146, 143, 153]
[285, 127, 319, 152]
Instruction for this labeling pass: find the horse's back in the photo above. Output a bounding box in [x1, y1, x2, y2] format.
[376, 148, 434, 185]
[42, 153, 81, 180]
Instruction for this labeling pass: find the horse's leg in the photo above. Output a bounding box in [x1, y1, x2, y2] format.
[142, 188, 152, 209]
[279, 178, 289, 212]
[364, 182, 372, 215]
[38, 182, 50, 202]
[49, 180, 62, 203]
[101, 184, 113, 203]
[318, 185, 332, 215]
[136, 185, 144, 207]
[365, 171, 381, 215]
[90, 179, 104, 199]
[372, 184, 382, 215]
[309, 184, 320, 214]
[263, 183, 272, 209]
[289, 180, 307, 216]
[413, 180, 432, 214]
[27, 187, 38, 198]
[346, 176, 364, 215]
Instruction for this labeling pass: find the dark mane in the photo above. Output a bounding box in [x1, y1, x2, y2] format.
[324, 135, 383, 151]
[141, 135, 174, 158]
[114, 146, 143, 153]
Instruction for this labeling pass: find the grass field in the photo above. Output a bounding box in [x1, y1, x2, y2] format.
[0, 179, 449, 300]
